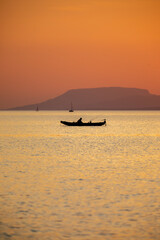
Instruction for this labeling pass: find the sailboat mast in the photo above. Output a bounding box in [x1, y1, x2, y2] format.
[69, 102, 74, 112]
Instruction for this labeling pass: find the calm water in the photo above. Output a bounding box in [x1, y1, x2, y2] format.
[0, 111, 160, 240]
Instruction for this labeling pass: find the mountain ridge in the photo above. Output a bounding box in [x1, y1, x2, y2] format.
[8, 87, 160, 110]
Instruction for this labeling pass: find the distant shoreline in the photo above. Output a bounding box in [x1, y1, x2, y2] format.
[2, 87, 160, 111]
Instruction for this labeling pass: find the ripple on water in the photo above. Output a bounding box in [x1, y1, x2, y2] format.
[0, 111, 160, 240]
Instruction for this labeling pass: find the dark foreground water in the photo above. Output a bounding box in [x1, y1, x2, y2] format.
[0, 111, 160, 240]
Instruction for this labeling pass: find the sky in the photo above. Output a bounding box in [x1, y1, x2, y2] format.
[0, 0, 160, 109]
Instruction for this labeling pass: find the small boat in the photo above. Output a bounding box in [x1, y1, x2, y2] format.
[61, 119, 106, 126]
[69, 102, 74, 112]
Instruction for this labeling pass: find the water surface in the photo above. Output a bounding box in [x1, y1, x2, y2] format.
[0, 111, 160, 240]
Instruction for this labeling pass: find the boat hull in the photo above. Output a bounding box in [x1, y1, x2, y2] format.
[60, 121, 106, 126]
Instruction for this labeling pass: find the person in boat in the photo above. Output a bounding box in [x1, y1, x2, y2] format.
[77, 118, 83, 123]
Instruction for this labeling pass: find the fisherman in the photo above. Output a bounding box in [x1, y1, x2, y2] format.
[77, 118, 82, 123]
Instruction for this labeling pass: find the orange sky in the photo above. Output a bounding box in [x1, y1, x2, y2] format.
[0, 0, 160, 109]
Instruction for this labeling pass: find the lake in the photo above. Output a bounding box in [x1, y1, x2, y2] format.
[0, 111, 160, 240]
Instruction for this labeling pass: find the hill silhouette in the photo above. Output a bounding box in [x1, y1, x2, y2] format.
[10, 87, 160, 110]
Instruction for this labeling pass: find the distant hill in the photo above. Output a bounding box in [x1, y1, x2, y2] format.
[10, 87, 160, 110]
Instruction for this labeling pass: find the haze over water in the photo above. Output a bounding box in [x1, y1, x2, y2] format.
[0, 111, 160, 240]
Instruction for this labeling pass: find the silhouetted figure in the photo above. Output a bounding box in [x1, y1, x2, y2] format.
[77, 118, 82, 123]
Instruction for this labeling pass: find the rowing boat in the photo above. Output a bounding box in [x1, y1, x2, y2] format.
[60, 119, 106, 126]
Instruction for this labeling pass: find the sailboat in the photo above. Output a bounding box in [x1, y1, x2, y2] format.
[69, 102, 74, 112]
[36, 105, 39, 111]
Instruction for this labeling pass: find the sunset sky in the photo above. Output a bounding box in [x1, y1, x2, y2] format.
[0, 0, 160, 109]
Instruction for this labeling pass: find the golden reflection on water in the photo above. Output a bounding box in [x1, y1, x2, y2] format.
[0, 111, 160, 240]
